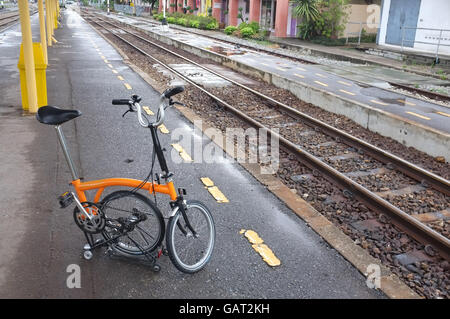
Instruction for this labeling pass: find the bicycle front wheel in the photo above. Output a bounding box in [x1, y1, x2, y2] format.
[166, 200, 215, 273]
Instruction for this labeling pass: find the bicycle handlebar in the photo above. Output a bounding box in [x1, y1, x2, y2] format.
[111, 99, 131, 105]
[112, 86, 184, 129]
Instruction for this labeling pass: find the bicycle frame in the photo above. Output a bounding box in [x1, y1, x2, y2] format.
[55, 124, 178, 205]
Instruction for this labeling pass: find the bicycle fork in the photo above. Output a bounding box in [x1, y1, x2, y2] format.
[170, 192, 197, 238]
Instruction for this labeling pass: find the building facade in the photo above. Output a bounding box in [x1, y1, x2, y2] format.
[158, 0, 382, 39]
[377, 0, 450, 55]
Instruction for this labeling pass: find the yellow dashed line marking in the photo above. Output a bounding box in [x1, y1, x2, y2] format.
[112, 69, 118, 74]
[436, 111, 450, 117]
[124, 83, 132, 90]
[338, 80, 352, 86]
[117, 75, 124, 81]
[339, 89, 356, 96]
[171, 143, 193, 162]
[101, 55, 106, 59]
[200, 177, 229, 203]
[370, 99, 388, 106]
[406, 111, 431, 120]
[108, 64, 113, 68]
[315, 73, 327, 78]
[294, 73, 305, 79]
[314, 80, 328, 87]
[276, 67, 287, 72]
[397, 99, 416, 106]
[200, 177, 214, 187]
[241, 229, 281, 267]
[261, 63, 270, 67]
[142, 106, 154, 115]
[296, 67, 306, 71]
[104, 59, 109, 63]
[158, 124, 170, 134]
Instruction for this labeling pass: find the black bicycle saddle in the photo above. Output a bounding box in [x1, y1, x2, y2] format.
[36, 106, 82, 125]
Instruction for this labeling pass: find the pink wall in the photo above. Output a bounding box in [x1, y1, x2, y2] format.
[212, 0, 222, 21]
[187, 0, 194, 11]
[249, 0, 260, 23]
[274, 0, 289, 37]
[228, 0, 238, 26]
[169, 0, 175, 13]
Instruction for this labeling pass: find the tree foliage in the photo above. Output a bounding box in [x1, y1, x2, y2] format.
[291, 0, 320, 23]
[292, 0, 349, 40]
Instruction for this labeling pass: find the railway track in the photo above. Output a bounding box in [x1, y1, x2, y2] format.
[83, 11, 450, 298]
[0, 10, 37, 31]
[0, 11, 19, 28]
[95, 9, 450, 106]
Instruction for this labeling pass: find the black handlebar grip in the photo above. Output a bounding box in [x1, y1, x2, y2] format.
[112, 99, 131, 105]
[163, 86, 184, 99]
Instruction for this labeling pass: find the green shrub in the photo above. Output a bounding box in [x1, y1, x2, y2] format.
[224, 25, 238, 35]
[153, 13, 165, 21]
[175, 18, 187, 26]
[248, 21, 260, 33]
[238, 22, 248, 30]
[240, 27, 255, 38]
[162, 13, 218, 30]
[190, 20, 200, 28]
[197, 16, 217, 29]
[205, 21, 218, 30]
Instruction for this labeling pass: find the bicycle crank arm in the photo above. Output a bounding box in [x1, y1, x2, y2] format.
[72, 192, 94, 221]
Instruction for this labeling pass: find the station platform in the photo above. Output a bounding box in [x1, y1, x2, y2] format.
[0, 8, 390, 298]
[94, 10, 450, 161]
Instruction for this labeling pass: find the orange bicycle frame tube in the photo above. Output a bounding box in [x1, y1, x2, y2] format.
[71, 178, 178, 204]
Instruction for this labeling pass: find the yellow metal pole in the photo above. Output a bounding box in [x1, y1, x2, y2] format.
[45, 0, 52, 46]
[38, 0, 48, 65]
[49, 0, 54, 36]
[18, 0, 38, 113]
[53, 0, 58, 30]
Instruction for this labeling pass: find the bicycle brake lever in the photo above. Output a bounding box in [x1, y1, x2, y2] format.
[122, 109, 131, 118]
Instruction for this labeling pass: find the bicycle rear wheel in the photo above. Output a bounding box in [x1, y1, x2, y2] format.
[166, 200, 215, 273]
[101, 190, 165, 256]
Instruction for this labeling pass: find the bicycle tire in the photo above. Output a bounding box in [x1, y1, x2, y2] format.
[100, 190, 165, 256]
[166, 200, 215, 273]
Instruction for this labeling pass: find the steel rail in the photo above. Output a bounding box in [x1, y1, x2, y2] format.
[84, 15, 450, 261]
[389, 82, 450, 104]
[84, 8, 450, 108]
[0, 12, 19, 21]
[89, 13, 450, 197]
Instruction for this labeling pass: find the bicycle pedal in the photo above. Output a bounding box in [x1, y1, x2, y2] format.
[58, 191, 74, 208]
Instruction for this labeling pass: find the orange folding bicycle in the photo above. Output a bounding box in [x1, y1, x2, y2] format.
[37, 86, 215, 273]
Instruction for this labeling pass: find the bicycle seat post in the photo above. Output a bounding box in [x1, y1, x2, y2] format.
[55, 125, 79, 181]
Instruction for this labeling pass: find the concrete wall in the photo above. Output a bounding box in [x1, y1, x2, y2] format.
[379, 0, 450, 55]
[343, 4, 380, 38]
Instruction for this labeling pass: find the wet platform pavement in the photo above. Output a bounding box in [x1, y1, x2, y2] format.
[0, 9, 385, 298]
[98, 11, 450, 135]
